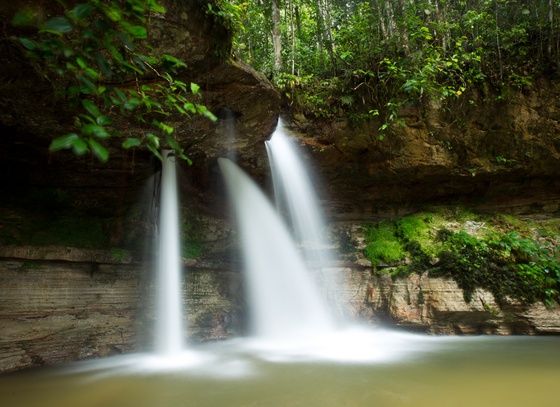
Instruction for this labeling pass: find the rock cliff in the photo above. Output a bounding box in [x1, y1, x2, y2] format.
[285, 83, 560, 220]
[1, 0, 559, 374]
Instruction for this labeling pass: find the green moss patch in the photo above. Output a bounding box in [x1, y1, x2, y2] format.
[362, 206, 560, 306]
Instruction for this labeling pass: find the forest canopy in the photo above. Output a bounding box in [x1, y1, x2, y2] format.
[220, 0, 559, 127]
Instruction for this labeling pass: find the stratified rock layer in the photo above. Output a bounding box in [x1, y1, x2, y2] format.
[1, 0, 560, 375]
[286, 83, 560, 220]
[0, 246, 243, 373]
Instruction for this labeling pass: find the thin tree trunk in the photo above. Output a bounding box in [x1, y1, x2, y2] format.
[295, 4, 301, 37]
[374, 0, 388, 39]
[271, 0, 283, 79]
[384, 0, 397, 38]
[549, 0, 554, 56]
[315, 0, 326, 70]
[320, 0, 335, 73]
[495, 0, 503, 81]
[289, 0, 296, 75]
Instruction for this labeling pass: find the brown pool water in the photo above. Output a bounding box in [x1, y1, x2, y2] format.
[1, 331, 559, 407]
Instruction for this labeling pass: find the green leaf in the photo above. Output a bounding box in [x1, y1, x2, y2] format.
[88, 139, 109, 162]
[146, 144, 163, 161]
[184, 102, 196, 113]
[82, 124, 110, 138]
[103, 6, 121, 22]
[146, 133, 159, 148]
[79, 78, 97, 94]
[71, 3, 94, 21]
[81, 99, 100, 117]
[152, 120, 174, 135]
[49, 133, 78, 152]
[197, 105, 217, 122]
[165, 135, 183, 153]
[84, 68, 99, 79]
[118, 31, 136, 49]
[148, 0, 166, 14]
[76, 57, 87, 68]
[18, 38, 37, 50]
[178, 153, 193, 165]
[124, 97, 142, 110]
[62, 47, 74, 58]
[95, 52, 113, 77]
[114, 89, 127, 102]
[173, 80, 187, 91]
[78, 114, 96, 124]
[122, 138, 142, 148]
[162, 54, 188, 69]
[71, 137, 89, 156]
[190, 82, 200, 95]
[43, 17, 73, 34]
[127, 25, 147, 39]
[96, 115, 113, 126]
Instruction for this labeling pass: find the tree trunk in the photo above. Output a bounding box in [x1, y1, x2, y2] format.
[289, 0, 296, 75]
[271, 0, 283, 79]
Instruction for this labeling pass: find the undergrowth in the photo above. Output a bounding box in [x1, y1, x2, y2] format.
[363, 207, 560, 306]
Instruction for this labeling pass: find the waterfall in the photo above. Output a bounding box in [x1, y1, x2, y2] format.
[218, 158, 335, 340]
[155, 150, 184, 355]
[265, 120, 342, 320]
[265, 120, 333, 268]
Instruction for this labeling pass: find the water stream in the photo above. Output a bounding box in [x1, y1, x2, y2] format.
[218, 157, 335, 340]
[265, 119, 342, 317]
[265, 119, 332, 267]
[155, 151, 184, 355]
[1, 128, 560, 406]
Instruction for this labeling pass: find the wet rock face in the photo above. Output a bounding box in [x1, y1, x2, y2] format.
[0, 246, 244, 373]
[339, 270, 560, 335]
[0, 0, 280, 216]
[285, 84, 560, 220]
[2, 0, 560, 376]
[0, 0, 276, 373]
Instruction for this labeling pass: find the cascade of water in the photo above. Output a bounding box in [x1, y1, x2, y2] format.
[156, 150, 184, 355]
[264, 119, 333, 268]
[218, 158, 335, 340]
[265, 120, 346, 321]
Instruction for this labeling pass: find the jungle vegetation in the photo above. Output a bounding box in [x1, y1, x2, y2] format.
[221, 0, 560, 134]
[361, 208, 560, 306]
[14, 1, 560, 156]
[12, 0, 217, 163]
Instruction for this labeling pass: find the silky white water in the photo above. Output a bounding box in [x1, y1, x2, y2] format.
[218, 157, 335, 340]
[3, 142, 560, 407]
[265, 119, 342, 316]
[156, 151, 184, 355]
[265, 120, 332, 267]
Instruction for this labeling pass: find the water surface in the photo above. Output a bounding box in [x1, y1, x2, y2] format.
[1, 331, 559, 407]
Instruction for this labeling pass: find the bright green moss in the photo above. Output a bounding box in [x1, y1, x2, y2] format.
[361, 206, 560, 306]
[363, 222, 405, 265]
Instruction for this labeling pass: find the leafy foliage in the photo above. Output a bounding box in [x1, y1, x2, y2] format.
[13, 0, 216, 162]
[432, 230, 560, 306]
[362, 208, 560, 306]
[227, 0, 556, 134]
